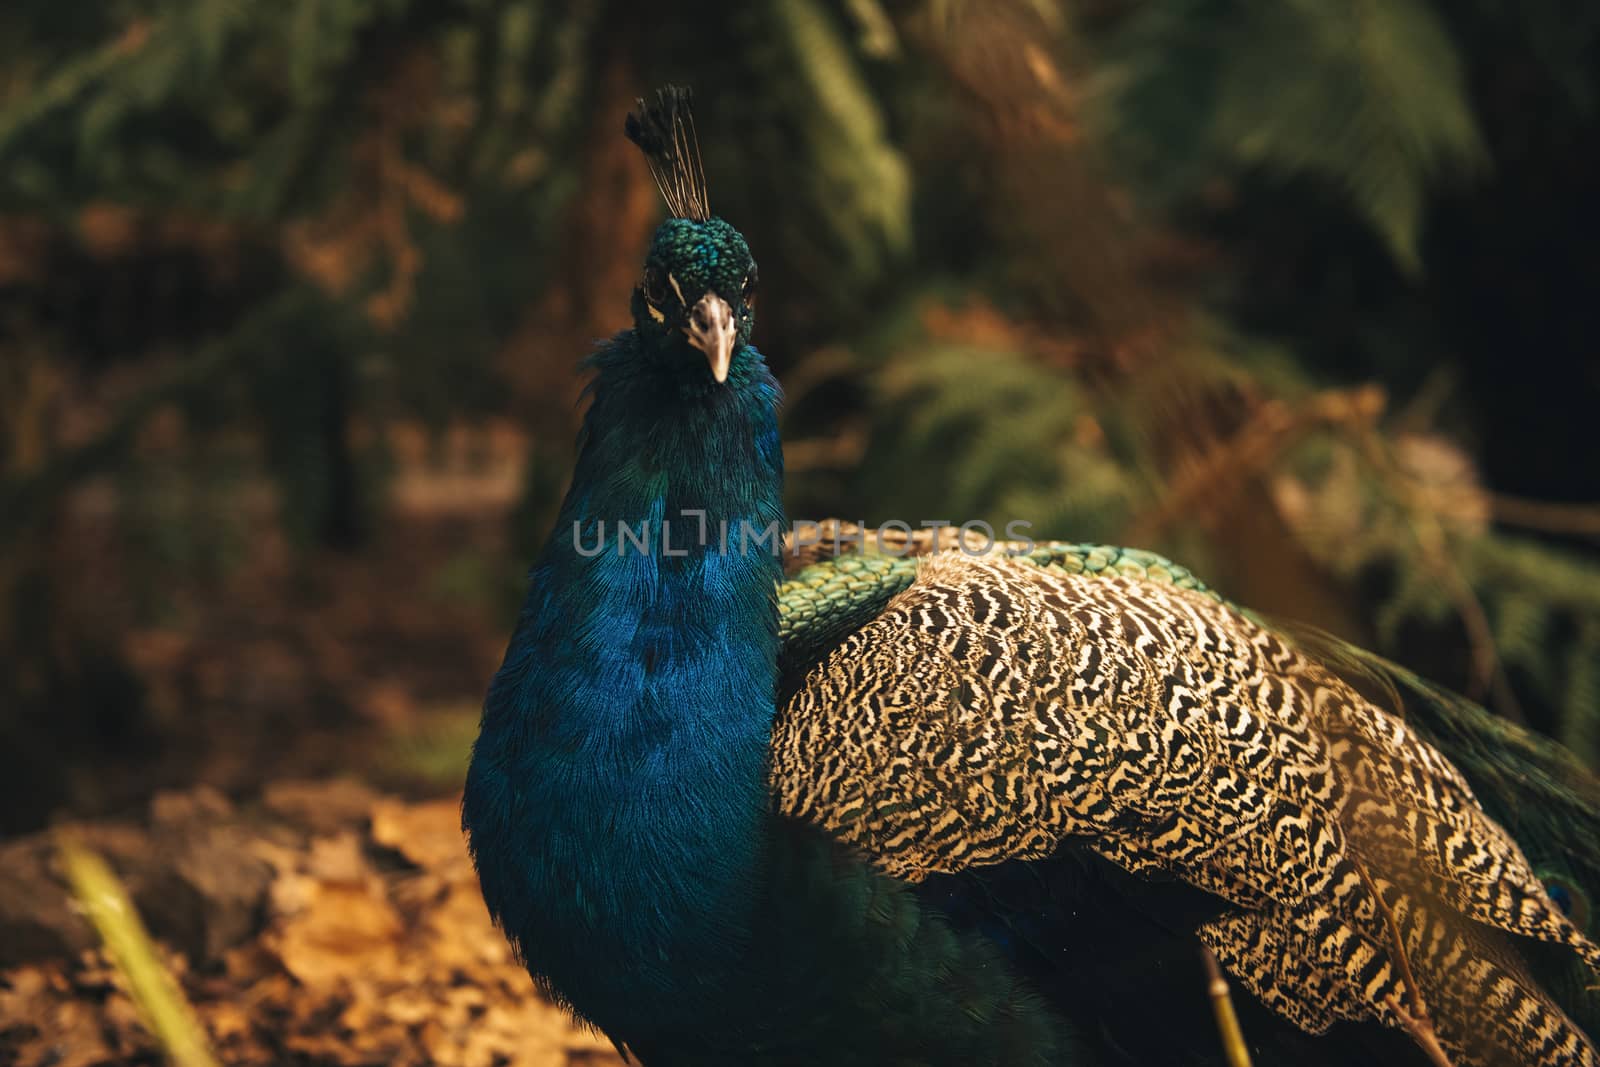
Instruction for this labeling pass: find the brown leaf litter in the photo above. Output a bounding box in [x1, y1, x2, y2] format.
[0, 782, 624, 1067]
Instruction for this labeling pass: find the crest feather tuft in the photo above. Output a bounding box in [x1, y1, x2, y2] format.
[624, 85, 710, 222]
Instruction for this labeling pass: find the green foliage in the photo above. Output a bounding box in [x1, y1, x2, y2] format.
[1092, 0, 1487, 271]
[677, 0, 913, 343]
[766, 0, 912, 276]
[1276, 433, 1600, 766]
[1468, 538, 1600, 765]
[1, 0, 479, 213]
[0, 0, 615, 820]
[863, 338, 1139, 544]
[0, 0, 604, 554]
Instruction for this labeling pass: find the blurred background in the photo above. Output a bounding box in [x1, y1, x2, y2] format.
[4, 0, 1599, 838]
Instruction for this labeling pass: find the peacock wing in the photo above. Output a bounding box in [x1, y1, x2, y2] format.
[771, 548, 1600, 1066]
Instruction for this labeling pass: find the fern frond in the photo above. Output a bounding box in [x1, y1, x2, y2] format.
[1093, 0, 1487, 272]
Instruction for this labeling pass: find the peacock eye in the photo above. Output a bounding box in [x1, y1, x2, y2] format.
[741, 269, 758, 308]
[643, 264, 669, 306]
[1544, 876, 1591, 932]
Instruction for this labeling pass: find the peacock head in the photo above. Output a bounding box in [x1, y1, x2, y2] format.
[625, 86, 757, 385]
[631, 217, 758, 384]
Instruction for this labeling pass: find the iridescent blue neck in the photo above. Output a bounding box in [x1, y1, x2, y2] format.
[463, 328, 785, 1032]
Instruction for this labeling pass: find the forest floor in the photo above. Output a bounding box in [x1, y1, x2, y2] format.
[0, 779, 626, 1067]
[2, 428, 638, 1063]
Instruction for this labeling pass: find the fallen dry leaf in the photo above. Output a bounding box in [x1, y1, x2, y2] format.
[0, 782, 627, 1067]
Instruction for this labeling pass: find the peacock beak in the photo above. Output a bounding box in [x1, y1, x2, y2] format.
[685, 292, 736, 383]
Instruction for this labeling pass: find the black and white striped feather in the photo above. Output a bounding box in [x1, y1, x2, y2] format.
[771, 550, 1600, 1066]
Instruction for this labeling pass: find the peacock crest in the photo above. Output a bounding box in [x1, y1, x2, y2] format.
[624, 85, 710, 222]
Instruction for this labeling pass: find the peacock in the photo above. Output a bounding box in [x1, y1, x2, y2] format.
[462, 87, 1600, 1066]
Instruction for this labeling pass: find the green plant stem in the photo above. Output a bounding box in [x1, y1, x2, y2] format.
[56, 830, 220, 1067]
